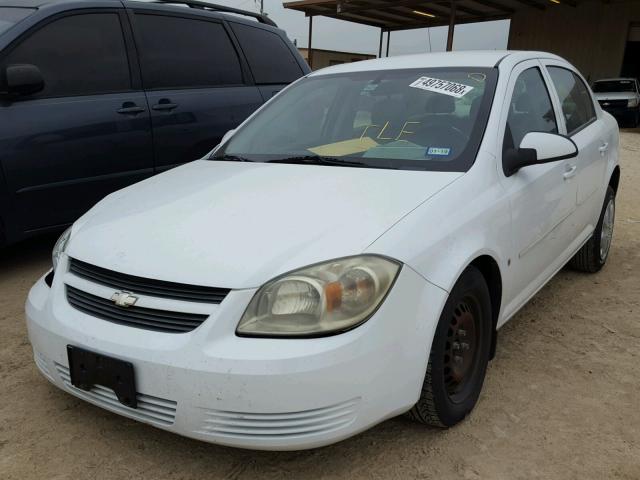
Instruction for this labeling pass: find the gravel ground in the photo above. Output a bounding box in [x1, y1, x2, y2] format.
[1, 131, 639, 480]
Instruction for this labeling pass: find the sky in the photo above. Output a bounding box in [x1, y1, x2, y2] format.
[212, 0, 511, 56]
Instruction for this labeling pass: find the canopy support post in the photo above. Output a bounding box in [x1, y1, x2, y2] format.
[446, 0, 456, 51]
[308, 15, 314, 69]
[378, 28, 384, 58]
[386, 30, 391, 57]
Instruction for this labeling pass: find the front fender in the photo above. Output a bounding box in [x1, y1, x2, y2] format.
[366, 161, 510, 303]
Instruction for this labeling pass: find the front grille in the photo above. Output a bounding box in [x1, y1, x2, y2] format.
[67, 285, 208, 333]
[196, 398, 360, 439]
[56, 363, 177, 425]
[599, 99, 628, 108]
[69, 257, 230, 304]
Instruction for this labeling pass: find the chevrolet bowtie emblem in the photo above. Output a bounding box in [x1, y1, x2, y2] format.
[111, 291, 138, 308]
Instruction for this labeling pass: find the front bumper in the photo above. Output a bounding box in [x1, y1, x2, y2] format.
[26, 257, 447, 450]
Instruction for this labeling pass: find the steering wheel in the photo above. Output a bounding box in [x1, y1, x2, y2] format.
[417, 122, 470, 144]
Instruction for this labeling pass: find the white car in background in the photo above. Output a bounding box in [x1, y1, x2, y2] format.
[27, 51, 620, 450]
[593, 77, 640, 127]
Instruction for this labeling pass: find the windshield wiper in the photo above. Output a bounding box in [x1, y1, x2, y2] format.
[267, 155, 367, 168]
[212, 154, 254, 162]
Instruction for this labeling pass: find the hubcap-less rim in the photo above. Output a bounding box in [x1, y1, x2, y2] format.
[444, 298, 480, 403]
[600, 198, 615, 261]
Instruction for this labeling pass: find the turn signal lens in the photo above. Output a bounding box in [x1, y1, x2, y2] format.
[236, 255, 401, 337]
[52, 226, 72, 271]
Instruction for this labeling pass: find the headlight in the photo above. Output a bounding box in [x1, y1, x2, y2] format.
[628, 98, 639, 108]
[52, 226, 72, 271]
[237, 255, 401, 337]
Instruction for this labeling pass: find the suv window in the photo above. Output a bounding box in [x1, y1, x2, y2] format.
[503, 67, 558, 155]
[230, 23, 303, 84]
[2, 13, 130, 98]
[135, 14, 243, 89]
[548, 67, 596, 135]
[592, 79, 637, 93]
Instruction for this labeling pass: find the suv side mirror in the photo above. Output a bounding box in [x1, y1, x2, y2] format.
[3, 64, 44, 97]
[504, 132, 578, 177]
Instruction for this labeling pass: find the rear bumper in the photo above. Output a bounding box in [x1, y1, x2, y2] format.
[26, 260, 447, 450]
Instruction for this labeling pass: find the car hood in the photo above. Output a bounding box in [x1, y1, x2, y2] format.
[68, 160, 462, 289]
[594, 92, 637, 101]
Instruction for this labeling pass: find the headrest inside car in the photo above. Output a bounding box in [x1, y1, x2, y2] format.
[425, 95, 455, 114]
[514, 94, 534, 113]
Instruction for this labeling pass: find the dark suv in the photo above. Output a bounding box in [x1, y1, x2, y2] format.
[0, 0, 309, 246]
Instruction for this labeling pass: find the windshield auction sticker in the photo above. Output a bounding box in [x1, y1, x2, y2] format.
[409, 77, 474, 98]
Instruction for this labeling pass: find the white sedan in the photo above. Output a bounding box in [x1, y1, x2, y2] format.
[26, 51, 619, 450]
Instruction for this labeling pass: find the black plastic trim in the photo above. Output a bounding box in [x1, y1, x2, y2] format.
[68, 257, 230, 304]
[66, 285, 208, 333]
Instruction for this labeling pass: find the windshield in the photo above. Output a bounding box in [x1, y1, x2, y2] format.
[213, 67, 498, 171]
[0, 7, 34, 36]
[593, 80, 637, 93]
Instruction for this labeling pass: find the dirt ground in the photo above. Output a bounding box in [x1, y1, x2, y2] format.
[1, 131, 639, 480]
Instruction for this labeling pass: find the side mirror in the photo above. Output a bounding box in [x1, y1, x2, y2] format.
[504, 132, 578, 177]
[3, 64, 44, 97]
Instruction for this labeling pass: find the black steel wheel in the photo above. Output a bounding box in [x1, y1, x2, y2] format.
[408, 265, 492, 427]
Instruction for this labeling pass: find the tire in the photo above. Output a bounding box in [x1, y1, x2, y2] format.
[569, 186, 615, 273]
[634, 111, 640, 129]
[408, 265, 492, 428]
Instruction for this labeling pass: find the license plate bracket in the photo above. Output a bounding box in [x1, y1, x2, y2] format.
[67, 345, 137, 408]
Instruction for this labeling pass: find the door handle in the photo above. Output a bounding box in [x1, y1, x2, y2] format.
[563, 164, 577, 180]
[152, 99, 178, 111]
[117, 102, 145, 115]
[599, 142, 609, 154]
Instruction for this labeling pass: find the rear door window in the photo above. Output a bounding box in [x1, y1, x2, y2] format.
[547, 67, 597, 135]
[134, 14, 243, 89]
[2, 13, 130, 98]
[230, 22, 303, 84]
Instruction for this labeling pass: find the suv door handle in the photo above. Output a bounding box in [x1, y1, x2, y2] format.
[117, 102, 145, 115]
[152, 99, 178, 111]
[599, 142, 609, 154]
[563, 164, 577, 180]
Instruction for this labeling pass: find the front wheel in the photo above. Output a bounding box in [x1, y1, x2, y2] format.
[408, 266, 492, 427]
[569, 186, 615, 273]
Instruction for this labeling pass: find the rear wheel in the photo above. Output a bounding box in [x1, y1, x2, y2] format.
[569, 186, 615, 273]
[408, 266, 492, 427]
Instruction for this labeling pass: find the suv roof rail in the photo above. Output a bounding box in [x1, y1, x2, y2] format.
[150, 0, 278, 27]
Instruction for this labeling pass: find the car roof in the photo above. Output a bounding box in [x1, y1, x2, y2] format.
[308, 50, 565, 77]
[0, 0, 278, 28]
[0, 0, 75, 6]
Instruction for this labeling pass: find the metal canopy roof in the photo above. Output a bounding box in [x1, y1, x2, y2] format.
[283, 0, 585, 31]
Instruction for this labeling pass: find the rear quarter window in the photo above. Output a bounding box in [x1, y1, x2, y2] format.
[230, 22, 303, 85]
